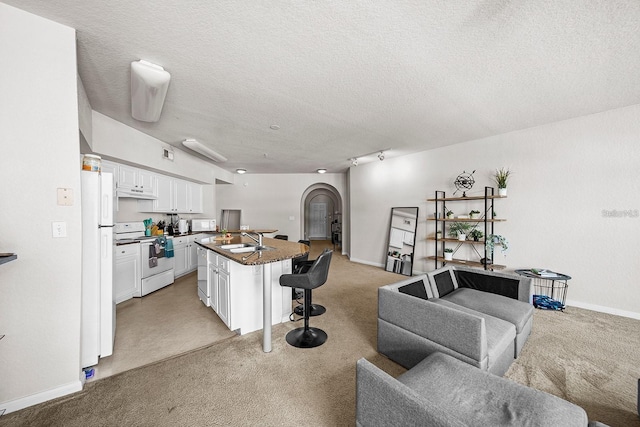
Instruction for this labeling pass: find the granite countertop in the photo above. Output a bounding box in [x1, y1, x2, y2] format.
[196, 236, 308, 266]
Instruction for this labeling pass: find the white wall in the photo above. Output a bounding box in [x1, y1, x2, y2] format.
[350, 104, 640, 318]
[0, 3, 83, 411]
[216, 174, 347, 244]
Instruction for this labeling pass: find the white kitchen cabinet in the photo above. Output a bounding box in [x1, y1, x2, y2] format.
[188, 236, 198, 271]
[173, 236, 189, 277]
[139, 175, 202, 214]
[188, 182, 203, 213]
[204, 250, 291, 335]
[118, 164, 155, 197]
[217, 267, 230, 327]
[174, 235, 199, 278]
[114, 243, 141, 304]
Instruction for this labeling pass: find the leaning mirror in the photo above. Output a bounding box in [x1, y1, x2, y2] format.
[385, 207, 419, 276]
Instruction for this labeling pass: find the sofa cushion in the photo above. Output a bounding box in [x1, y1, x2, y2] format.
[429, 299, 515, 367]
[443, 288, 533, 334]
[397, 352, 589, 427]
[426, 266, 458, 298]
[398, 279, 430, 300]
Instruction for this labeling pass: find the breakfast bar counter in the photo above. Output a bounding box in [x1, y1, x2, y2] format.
[196, 236, 309, 352]
[197, 236, 308, 265]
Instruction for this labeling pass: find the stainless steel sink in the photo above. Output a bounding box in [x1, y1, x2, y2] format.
[229, 245, 274, 254]
[219, 243, 254, 250]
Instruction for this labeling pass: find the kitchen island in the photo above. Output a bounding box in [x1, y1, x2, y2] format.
[196, 235, 309, 352]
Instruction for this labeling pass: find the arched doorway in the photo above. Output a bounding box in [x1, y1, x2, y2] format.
[300, 183, 342, 247]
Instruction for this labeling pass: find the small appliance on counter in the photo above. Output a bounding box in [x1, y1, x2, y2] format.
[178, 219, 188, 234]
[191, 218, 216, 232]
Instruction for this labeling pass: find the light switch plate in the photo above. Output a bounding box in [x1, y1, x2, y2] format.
[57, 188, 73, 206]
[52, 221, 67, 238]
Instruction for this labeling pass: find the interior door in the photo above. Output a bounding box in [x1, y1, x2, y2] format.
[309, 202, 327, 238]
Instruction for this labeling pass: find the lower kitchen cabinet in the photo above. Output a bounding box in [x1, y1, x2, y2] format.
[204, 251, 291, 334]
[174, 235, 199, 278]
[114, 243, 140, 304]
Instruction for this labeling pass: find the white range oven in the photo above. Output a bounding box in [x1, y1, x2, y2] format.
[115, 222, 175, 297]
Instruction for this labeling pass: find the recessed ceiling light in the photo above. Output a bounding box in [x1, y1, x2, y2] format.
[236, 168, 247, 174]
[269, 124, 280, 130]
[317, 168, 327, 174]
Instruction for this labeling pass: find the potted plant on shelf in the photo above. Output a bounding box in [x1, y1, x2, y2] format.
[469, 209, 481, 220]
[448, 222, 472, 241]
[435, 230, 443, 240]
[446, 209, 454, 219]
[494, 167, 511, 197]
[469, 228, 484, 242]
[485, 234, 509, 255]
[443, 248, 454, 261]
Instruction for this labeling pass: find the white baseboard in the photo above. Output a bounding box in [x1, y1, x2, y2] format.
[349, 257, 383, 268]
[566, 299, 640, 320]
[1, 380, 83, 414]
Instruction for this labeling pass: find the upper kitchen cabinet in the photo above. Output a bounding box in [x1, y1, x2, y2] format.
[118, 165, 155, 198]
[138, 175, 203, 214]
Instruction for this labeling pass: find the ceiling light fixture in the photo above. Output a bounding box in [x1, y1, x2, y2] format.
[317, 168, 327, 174]
[378, 151, 385, 161]
[182, 139, 228, 162]
[236, 168, 247, 174]
[130, 60, 171, 122]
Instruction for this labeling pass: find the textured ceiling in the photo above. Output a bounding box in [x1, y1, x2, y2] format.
[5, 0, 640, 173]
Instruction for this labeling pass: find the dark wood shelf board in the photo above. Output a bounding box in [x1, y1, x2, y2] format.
[426, 256, 506, 270]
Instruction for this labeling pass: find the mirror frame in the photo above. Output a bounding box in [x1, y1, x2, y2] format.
[385, 207, 419, 276]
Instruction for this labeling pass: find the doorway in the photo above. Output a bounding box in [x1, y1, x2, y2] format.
[300, 184, 343, 248]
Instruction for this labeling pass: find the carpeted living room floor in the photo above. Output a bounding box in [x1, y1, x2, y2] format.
[2, 242, 639, 426]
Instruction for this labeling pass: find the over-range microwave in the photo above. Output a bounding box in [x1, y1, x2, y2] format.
[192, 219, 216, 232]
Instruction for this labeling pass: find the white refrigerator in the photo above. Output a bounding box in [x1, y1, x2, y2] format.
[81, 170, 116, 368]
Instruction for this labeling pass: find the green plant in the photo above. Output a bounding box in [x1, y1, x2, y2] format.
[494, 167, 511, 189]
[469, 210, 480, 215]
[469, 229, 484, 241]
[445, 209, 454, 217]
[448, 222, 472, 238]
[486, 234, 509, 254]
[444, 248, 454, 253]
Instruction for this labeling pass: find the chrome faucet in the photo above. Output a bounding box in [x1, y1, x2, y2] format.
[241, 231, 263, 247]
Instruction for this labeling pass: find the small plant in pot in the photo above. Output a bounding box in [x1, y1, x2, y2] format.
[485, 234, 509, 255]
[443, 248, 454, 261]
[469, 209, 481, 220]
[494, 167, 511, 196]
[469, 228, 484, 242]
[445, 209, 454, 219]
[448, 222, 472, 241]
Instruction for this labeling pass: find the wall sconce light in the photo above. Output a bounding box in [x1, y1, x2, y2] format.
[182, 139, 228, 162]
[131, 60, 171, 122]
[378, 151, 385, 161]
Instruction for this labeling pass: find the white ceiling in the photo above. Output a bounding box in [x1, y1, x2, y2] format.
[5, 0, 640, 173]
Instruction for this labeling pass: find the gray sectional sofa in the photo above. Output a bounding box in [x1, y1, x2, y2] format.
[377, 265, 533, 376]
[360, 266, 610, 426]
[356, 352, 609, 427]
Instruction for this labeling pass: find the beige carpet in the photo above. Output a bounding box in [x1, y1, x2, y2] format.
[2, 243, 639, 426]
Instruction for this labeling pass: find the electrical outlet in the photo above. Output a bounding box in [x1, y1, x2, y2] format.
[57, 188, 73, 206]
[52, 221, 67, 238]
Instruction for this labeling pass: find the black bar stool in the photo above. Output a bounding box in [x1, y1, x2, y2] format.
[292, 240, 326, 316]
[279, 249, 332, 348]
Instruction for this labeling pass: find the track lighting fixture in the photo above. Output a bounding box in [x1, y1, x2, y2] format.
[350, 158, 359, 167]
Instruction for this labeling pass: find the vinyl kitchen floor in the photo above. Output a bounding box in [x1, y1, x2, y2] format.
[92, 272, 237, 380]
